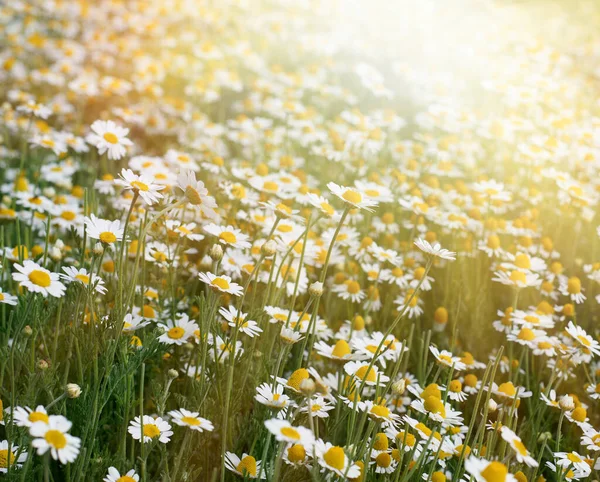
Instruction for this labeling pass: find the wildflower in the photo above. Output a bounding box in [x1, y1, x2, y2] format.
[264, 419, 315, 445]
[414, 238, 456, 261]
[157, 314, 199, 345]
[128, 415, 173, 444]
[176, 170, 218, 219]
[168, 409, 214, 432]
[327, 182, 378, 212]
[61, 266, 107, 294]
[103, 467, 140, 482]
[254, 383, 291, 410]
[0, 440, 27, 473]
[565, 321, 600, 356]
[30, 415, 81, 464]
[85, 215, 124, 245]
[429, 346, 467, 371]
[12, 261, 66, 298]
[500, 427, 538, 467]
[0, 288, 17, 306]
[465, 456, 517, 482]
[87, 120, 133, 160]
[344, 361, 390, 386]
[224, 452, 265, 479]
[204, 224, 251, 249]
[314, 440, 361, 478]
[219, 306, 263, 337]
[115, 169, 164, 205]
[198, 272, 243, 296]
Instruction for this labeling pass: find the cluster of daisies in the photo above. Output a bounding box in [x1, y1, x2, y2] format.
[3, 0, 600, 481]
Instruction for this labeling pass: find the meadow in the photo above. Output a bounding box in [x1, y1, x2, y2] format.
[2, 0, 600, 481]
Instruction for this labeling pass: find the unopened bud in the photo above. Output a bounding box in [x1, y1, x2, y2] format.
[391, 379, 406, 396]
[66, 383, 82, 398]
[93, 242, 104, 256]
[299, 378, 316, 396]
[2, 195, 11, 205]
[42, 187, 56, 198]
[37, 359, 49, 370]
[209, 243, 223, 261]
[309, 281, 324, 297]
[23, 325, 33, 336]
[559, 395, 574, 411]
[488, 399, 498, 413]
[537, 431, 552, 443]
[168, 369, 179, 380]
[49, 247, 62, 261]
[54, 239, 65, 250]
[261, 240, 277, 257]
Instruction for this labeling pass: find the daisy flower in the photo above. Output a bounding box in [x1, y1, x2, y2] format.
[559, 277, 586, 304]
[157, 314, 199, 345]
[30, 415, 81, 464]
[220, 306, 262, 337]
[344, 361, 390, 386]
[264, 419, 315, 446]
[314, 339, 360, 362]
[87, 120, 133, 160]
[198, 272, 243, 296]
[500, 426, 538, 467]
[492, 270, 540, 288]
[254, 383, 291, 410]
[565, 321, 600, 356]
[465, 456, 516, 482]
[301, 396, 335, 418]
[103, 467, 139, 482]
[224, 452, 265, 479]
[13, 405, 49, 427]
[61, 266, 107, 294]
[176, 170, 218, 219]
[122, 313, 150, 332]
[327, 182, 379, 212]
[12, 261, 66, 298]
[128, 415, 173, 444]
[314, 440, 361, 478]
[554, 452, 590, 473]
[0, 440, 27, 473]
[85, 214, 124, 245]
[429, 346, 466, 371]
[414, 238, 456, 261]
[167, 409, 214, 432]
[114, 169, 164, 206]
[0, 288, 17, 306]
[204, 224, 251, 249]
[331, 279, 366, 303]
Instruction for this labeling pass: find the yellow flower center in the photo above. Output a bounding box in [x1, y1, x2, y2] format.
[181, 416, 200, 426]
[287, 444, 306, 463]
[323, 446, 345, 470]
[518, 328, 535, 341]
[567, 453, 582, 463]
[513, 439, 528, 456]
[331, 340, 351, 358]
[424, 396, 446, 417]
[572, 407, 587, 422]
[376, 452, 391, 468]
[219, 231, 237, 244]
[45, 429, 67, 449]
[211, 277, 230, 291]
[355, 365, 377, 382]
[568, 277, 581, 294]
[369, 404, 390, 419]
[481, 461, 508, 482]
[0, 449, 16, 469]
[61, 211, 76, 221]
[509, 271, 527, 284]
[280, 427, 301, 440]
[116, 476, 137, 482]
[342, 190, 362, 204]
[167, 327, 185, 339]
[263, 181, 279, 192]
[497, 382, 516, 397]
[75, 274, 90, 284]
[345, 280, 361, 294]
[236, 455, 257, 477]
[29, 270, 51, 287]
[185, 186, 202, 205]
[99, 232, 117, 244]
[103, 132, 119, 144]
[449, 380, 462, 393]
[29, 411, 49, 423]
[373, 432, 389, 451]
[142, 423, 161, 438]
[131, 181, 149, 192]
[321, 202, 334, 216]
[287, 368, 309, 390]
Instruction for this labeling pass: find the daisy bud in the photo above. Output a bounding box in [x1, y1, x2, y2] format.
[54, 239, 65, 250]
[93, 242, 104, 256]
[66, 383, 82, 398]
[37, 359, 49, 370]
[261, 239, 277, 257]
[209, 243, 223, 261]
[537, 432, 552, 443]
[309, 281, 324, 297]
[488, 398, 498, 413]
[168, 369, 179, 380]
[559, 395, 574, 411]
[2, 195, 11, 205]
[42, 187, 56, 198]
[391, 379, 406, 396]
[23, 325, 33, 336]
[299, 378, 316, 397]
[50, 246, 62, 261]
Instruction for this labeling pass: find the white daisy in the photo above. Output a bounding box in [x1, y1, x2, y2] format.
[128, 415, 173, 444]
[87, 120, 133, 160]
[30, 415, 81, 464]
[167, 409, 213, 432]
[12, 261, 66, 298]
